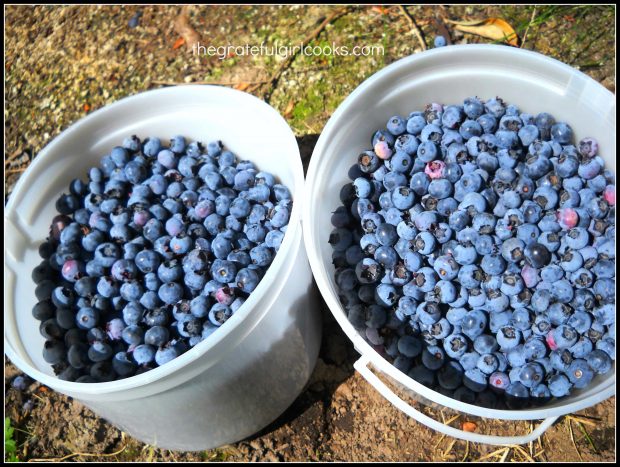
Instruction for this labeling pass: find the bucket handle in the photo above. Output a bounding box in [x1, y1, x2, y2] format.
[354, 355, 559, 446]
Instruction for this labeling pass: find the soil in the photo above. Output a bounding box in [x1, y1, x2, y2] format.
[4, 5, 616, 462]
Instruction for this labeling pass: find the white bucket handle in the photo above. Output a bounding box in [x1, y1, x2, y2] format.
[354, 356, 559, 446]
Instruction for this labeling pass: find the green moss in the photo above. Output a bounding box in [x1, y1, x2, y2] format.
[208, 66, 225, 80]
[292, 86, 323, 122]
[201, 449, 230, 462]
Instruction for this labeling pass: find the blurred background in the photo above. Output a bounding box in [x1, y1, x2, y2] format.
[4, 4, 616, 462]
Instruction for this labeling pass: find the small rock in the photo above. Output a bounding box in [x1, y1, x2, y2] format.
[334, 382, 352, 401]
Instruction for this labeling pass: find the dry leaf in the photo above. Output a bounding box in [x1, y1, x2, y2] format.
[173, 37, 185, 50]
[447, 18, 519, 46]
[371, 6, 390, 15]
[173, 6, 200, 51]
[233, 82, 250, 91]
[283, 100, 295, 118]
[462, 421, 477, 432]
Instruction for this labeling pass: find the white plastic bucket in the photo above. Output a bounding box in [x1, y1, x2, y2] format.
[303, 45, 616, 445]
[4, 86, 321, 451]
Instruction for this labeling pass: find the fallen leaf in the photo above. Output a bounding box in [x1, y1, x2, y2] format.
[446, 18, 519, 46]
[234, 82, 250, 91]
[462, 421, 477, 432]
[283, 100, 295, 118]
[173, 37, 185, 50]
[371, 6, 390, 15]
[173, 6, 200, 51]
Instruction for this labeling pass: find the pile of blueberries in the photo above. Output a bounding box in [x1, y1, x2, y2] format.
[31, 136, 291, 382]
[330, 97, 615, 408]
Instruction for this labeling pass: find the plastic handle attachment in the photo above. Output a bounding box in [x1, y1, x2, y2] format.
[354, 356, 558, 446]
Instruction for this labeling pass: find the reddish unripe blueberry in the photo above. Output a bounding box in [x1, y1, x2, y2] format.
[603, 185, 615, 206]
[374, 141, 392, 160]
[578, 137, 598, 158]
[50, 214, 72, 240]
[425, 160, 446, 179]
[556, 207, 579, 229]
[61, 259, 83, 282]
[546, 331, 558, 351]
[215, 286, 234, 306]
[520, 264, 539, 288]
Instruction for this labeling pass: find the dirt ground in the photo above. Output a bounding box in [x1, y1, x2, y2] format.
[4, 5, 616, 462]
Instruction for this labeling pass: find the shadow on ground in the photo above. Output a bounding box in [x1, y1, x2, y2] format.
[245, 133, 358, 441]
[246, 291, 357, 441]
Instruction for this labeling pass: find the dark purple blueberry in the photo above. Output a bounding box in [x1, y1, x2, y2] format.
[524, 242, 551, 268]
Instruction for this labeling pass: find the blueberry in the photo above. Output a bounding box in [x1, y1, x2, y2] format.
[433, 35, 447, 48]
[144, 326, 170, 347]
[489, 371, 510, 392]
[566, 359, 594, 389]
[437, 362, 463, 391]
[546, 374, 571, 397]
[155, 345, 181, 366]
[550, 122, 573, 144]
[586, 349, 612, 374]
[208, 303, 233, 326]
[592, 304, 615, 326]
[110, 352, 136, 377]
[88, 341, 114, 362]
[42, 339, 66, 364]
[518, 362, 544, 388]
[133, 344, 156, 365]
[156, 282, 182, 305]
[421, 345, 445, 371]
[456, 351, 480, 372]
[334, 267, 357, 292]
[550, 325, 578, 350]
[463, 97, 484, 119]
[476, 353, 499, 375]
[504, 382, 529, 408]
[497, 326, 521, 350]
[235, 268, 260, 293]
[75, 307, 99, 330]
[464, 368, 488, 392]
[569, 335, 593, 359]
[461, 310, 487, 339]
